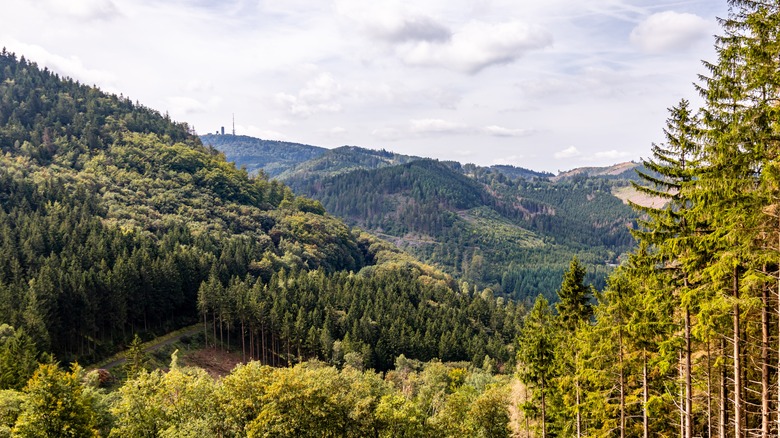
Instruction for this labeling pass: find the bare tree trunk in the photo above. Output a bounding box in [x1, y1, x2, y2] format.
[619, 327, 625, 438]
[241, 320, 246, 362]
[525, 384, 530, 438]
[261, 324, 266, 364]
[762, 282, 770, 438]
[249, 326, 254, 360]
[576, 350, 581, 438]
[685, 305, 693, 438]
[644, 349, 649, 438]
[541, 376, 547, 438]
[707, 337, 712, 438]
[733, 267, 742, 438]
[680, 350, 685, 438]
[720, 337, 727, 438]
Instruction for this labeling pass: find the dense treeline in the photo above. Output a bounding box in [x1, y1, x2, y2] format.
[0, 356, 515, 437]
[0, 48, 521, 386]
[289, 157, 634, 301]
[516, 2, 780, 436]
[197, 264, 522, 372]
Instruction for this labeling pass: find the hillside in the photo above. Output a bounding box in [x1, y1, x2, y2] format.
[551, 161, 642, 181]
[199, 134, 326, 177]
[277, 145, 423, 182]
[0, 51, 521, 376]
[208, 135, 638, 301]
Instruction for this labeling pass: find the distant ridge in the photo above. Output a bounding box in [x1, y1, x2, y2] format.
[551, 161, 641, 182]
[200, 134, 326, 177]
[203, 134, 639, 301]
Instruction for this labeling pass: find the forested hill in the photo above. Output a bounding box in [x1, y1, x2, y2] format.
[205, 134, 639, 301]
[199, 134, 325, 177]
[0, 50, 522, 376]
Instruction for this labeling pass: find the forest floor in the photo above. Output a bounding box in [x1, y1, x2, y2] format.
[94, 324, 203, 371]
[183, 347, 243, 378]
[91, 326, 252, 381]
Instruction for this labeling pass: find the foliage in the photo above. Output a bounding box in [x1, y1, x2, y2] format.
[12, 363, 99, 437]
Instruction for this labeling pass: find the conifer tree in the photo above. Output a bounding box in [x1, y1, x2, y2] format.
[517, 296, 559, 438]
[555, 257, 592, 332]
[631, 99, 703, 438]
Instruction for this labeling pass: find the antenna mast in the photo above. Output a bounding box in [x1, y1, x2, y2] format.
[232, 114, 235, 136]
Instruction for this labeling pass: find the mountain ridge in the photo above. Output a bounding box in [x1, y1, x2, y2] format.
[204, 134, 639, 301]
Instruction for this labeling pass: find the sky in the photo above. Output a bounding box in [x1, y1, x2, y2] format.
[1, 0, 729, 173]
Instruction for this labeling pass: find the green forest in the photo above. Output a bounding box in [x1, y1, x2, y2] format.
[513, 2, 780, 437]
[0, 45, 528, 436]
[205, 135, 639, 303]
[2, 0, 780, 437]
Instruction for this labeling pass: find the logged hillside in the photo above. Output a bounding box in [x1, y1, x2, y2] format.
[0, 51, 521, 375]
[208, 136, 639, 301]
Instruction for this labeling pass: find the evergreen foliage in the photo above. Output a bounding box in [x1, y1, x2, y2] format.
[514, 2, 780, 436]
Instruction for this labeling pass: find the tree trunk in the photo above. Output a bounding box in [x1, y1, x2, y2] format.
[733, 267, 742, 438]
[680, 350, 685, 438]
[643, 349, 649, 438]
[707, 337, 712, 438]
[619, 327, 625, 438]
[541, 376, 547, 438]
[525, 385, 530, 438]
[720, 337, 727, 438]
[575, 350, 581, 438]
[685, 305, 693, 438]
[576, 378, 581, 438]
[761, 282, 770, 438]
[241, 319, 246, 362]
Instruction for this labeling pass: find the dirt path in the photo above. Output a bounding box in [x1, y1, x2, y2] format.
[97, 325, 202, 370]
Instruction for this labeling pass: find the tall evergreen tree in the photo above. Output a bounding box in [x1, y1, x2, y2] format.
[555, 257, 593, 332]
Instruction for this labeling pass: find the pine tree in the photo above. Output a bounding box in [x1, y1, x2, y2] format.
[555, 257, 593, 332]
[517, 296, 559, 438]
[631, 99, 703, 438]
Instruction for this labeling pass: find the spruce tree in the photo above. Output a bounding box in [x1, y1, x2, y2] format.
[555, 257, 593, 332]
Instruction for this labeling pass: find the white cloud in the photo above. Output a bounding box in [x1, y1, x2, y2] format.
[409, 118, 467, 135]
[492, 155, 525, 166]
[372, 127, 403, 140]
[335, 0, 451, 43]
[275, 72, 343, 117]
[242, 125, 287, 141]
[183, 79, 214, 93]
[328, 126, 347, 135]
[36, 0, 121, 20]
[483, 125, 532, 137]
[398, 20, 552, 74]
[591, 149, 632, 160]
[167, 96, 206, 116]
[554, 146, 581, 159]
[630, 11, 711, 54]
[3, 40, 117, 88]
